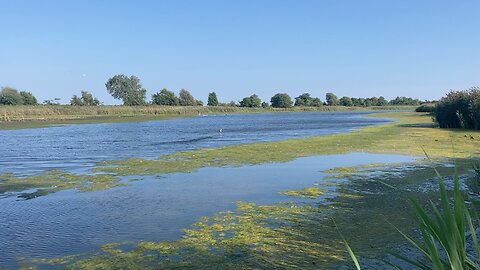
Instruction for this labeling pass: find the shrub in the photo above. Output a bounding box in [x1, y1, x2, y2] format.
[434, 87, 480, 129]
[20, 91, 38, 105]
[152, 89, 179, 106]
[0, 87, 24, 105]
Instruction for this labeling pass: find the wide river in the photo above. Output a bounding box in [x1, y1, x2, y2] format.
[1, 111, 390, 175]
[0, 111, 414, 268]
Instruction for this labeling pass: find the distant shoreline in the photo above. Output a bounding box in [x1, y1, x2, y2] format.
[0, 105, 416, 130]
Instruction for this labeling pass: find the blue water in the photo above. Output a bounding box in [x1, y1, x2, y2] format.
[0, 111, 390, 175]
[0, 153, 415, 269]
[0, 111, 401, 268]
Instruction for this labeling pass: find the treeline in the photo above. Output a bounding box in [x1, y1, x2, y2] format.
[1, 74, 422, 108]
[434, 87, 480, 129]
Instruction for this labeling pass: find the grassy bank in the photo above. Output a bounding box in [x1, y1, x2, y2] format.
[0, 105, 416, 130]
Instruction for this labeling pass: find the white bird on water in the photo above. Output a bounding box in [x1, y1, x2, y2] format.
[218, 128, 223, 133]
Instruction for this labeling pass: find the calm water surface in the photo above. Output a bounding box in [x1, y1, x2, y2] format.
[0, 112, 390, 175]
[0, 153, 415, 268]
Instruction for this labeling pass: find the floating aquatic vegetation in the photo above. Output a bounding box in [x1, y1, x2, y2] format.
[280, 187, 325, 199]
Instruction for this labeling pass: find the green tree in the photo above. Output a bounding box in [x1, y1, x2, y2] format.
[152, 89, 179, 106]
[294, 93, 314, 106]
[70, 91, 100, 106]
[377, 96, 388, 106]
[179, 89, 196, 106]
[325, 92, 339, 106]
[105, 75, 146, 105]
[0, 87, 24, 105]
[364, 97, 378, 107]
[207, 92, 219, 106]
[270, 93, 293, 108]
[81, 91, 100, 106]
[70, 95, 83, 106]
[240, 94, 261, 107]
[20, 91, 38, 105]
[389, 96, 420, 106]
[261, 101, 269, 108]
[339, 96, 353, 106]
[311, 98, 323, 107]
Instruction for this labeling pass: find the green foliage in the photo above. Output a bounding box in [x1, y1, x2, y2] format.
[105, 74, 147, 106]
[294, 93, 314, 106]
[389, 96, 420, 106]
[434, 88, 480, 129]
[70, 95, 83, 106]
[0, 87, 25, 105]
[70, 91, 100, 106]
[390, 166, 480, 270]
[326, 92, 339, 106]
[207, 92, 219, 106]
[19, 91, 37, 105]
[340, 96, 353, 106]
[270, 93, 293, 108]
[377, 96, 388, 106]
[280, 187, 324, 198]
[311, 98, 323, 107]
[240, 94, 261, 107]
[179, 89, 197, 106]
[152, 89, 179, 106]
[261, 101, 269, 108]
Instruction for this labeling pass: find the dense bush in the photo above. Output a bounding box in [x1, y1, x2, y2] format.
[240, 94, 261, 107]
[152, 89, 179, 106]
[270, 93, 293, 108]
[20, 91, 38, 105]
[434, 87, 480, 129]
[0, 87, 38, 105]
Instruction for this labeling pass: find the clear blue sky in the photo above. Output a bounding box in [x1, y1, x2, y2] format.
[1, 0, 479, 104]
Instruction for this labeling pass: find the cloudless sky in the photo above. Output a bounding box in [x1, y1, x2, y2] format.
[1, 0, 479, 104]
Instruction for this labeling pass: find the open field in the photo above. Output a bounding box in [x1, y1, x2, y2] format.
[0, 105, 417, 130]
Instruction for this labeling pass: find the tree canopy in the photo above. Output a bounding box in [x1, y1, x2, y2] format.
[326, 92, 339, 106]
[207, 92, 219, 106]
[105, 75, 146, 105]
[152, 89, 179, 106]
[179, 89, 197, 106]
[70, 91, 100, 106]
[20, 91, 38, 105]
[240, 94, 261, 107]
[271, 93, 293, 108]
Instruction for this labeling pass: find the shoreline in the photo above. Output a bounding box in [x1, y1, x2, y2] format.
[0, 105, 416, 130]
